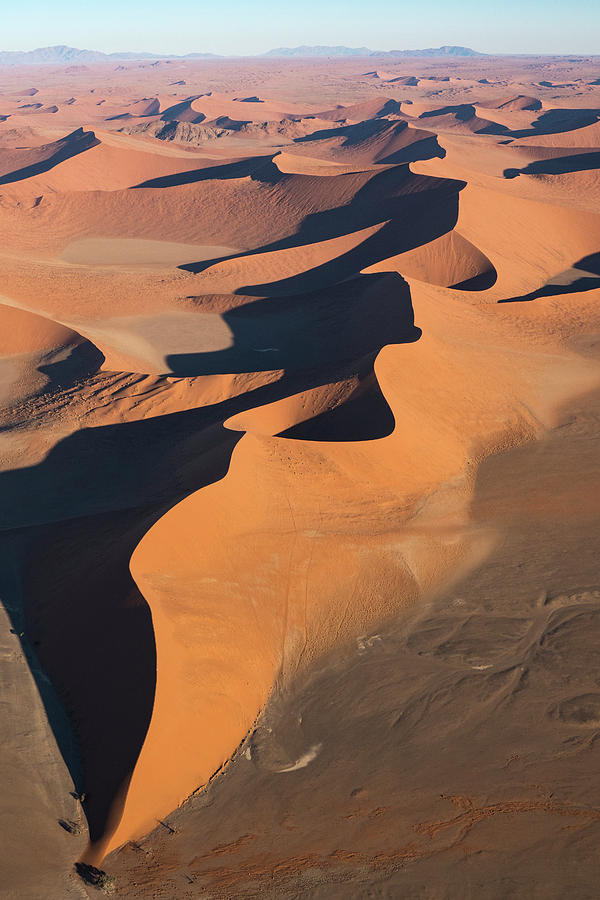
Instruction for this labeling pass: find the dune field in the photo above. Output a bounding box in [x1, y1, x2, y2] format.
[0, 53, 599, 898]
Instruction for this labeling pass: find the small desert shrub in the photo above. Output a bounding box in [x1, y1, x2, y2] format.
[75, 862, 116, 894]
[96, 872, 116, 895]
[58, 818, 81, 835]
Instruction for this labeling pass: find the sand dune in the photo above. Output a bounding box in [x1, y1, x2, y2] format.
[0, 302, 94, 403]
[107, 270, 598, 856]
[490, 94, 543, 111]
[0, 302, 78, 354]
[315, 96, 402, 121]
[362, 71, 419, 85]
[160, 95, 207, 123]
[1, 54, 599, 898]
[133, 90, 323, 127]
[292, 118, 444, 165]
[0, 127, 98, 184]
[0, 134, 224, 194]
[362, 228, 496, 289]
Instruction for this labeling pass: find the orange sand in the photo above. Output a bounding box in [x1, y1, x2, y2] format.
[0, 54, 599, 895]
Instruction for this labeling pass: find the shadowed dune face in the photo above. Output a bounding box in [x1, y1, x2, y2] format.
[0, 56, 600, 896]
[131, 153, 284, 188]
[504, 149, 600, 178]
[499, 252, 600, 302]
[166, 273, 421, 375]
[0, 303, 102, 403]
[159, 96, 207, 124]
[228, 371, 396, 442]
[363, 229, 497, 289]
[494, 95, 543, 111]
[22, 512, 158, 847]
[0, 127, 99, 184]
[0, 275, 419, 862]
[292, 118, 446, 166]
[515, 106, 600, 138]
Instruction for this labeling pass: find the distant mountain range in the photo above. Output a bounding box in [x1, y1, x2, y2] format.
[264, 45, 485, 58]
[0, 45, 221, 66]
[264, 46, 374, 58]
[0, 44, 485, 66]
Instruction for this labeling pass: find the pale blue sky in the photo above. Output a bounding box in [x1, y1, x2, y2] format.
[5, 0, 599, 56]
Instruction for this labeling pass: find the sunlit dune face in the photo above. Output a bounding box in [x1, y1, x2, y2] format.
[1, 54, 600, 896]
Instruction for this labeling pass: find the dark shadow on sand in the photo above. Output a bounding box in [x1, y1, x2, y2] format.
[0, 128, 99, 185]
[37, 340, 106, 390]
[0, 272, 420, 848]
[169, 273, 421, 375]
[482, 107, 600, 140]
[131, 154, 282, 189]
[504, 151, 600, 179]
[294, 118, 398, 145]
[179, 165, 465, 278]
[292, 119, 446, 167]
[419, 104, 477, 122]
[499, 253, 600, 303]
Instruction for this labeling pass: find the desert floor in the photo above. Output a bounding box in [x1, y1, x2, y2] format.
[0, 54, 599, 898]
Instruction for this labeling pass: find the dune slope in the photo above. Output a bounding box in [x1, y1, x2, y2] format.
[0, 55, 599, 897]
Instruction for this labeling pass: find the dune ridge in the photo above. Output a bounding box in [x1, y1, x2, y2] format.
[0, 54, 599, 897]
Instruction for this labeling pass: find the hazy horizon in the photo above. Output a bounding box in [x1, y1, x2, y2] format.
[2, 0, 598, 57]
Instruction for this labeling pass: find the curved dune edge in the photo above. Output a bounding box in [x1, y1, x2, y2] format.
[223, 373, 385, 439]
[96, 280, 600, 860]
[190, 220, 388, 295]
[2, 70, 599, 873]
[0, 302, 79, 355]
[273, 152, 362, 176]
[362, 229, 496, 289]
[0, 300, 102, 403]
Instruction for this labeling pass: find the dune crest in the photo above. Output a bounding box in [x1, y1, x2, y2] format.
[1, 53, 599, 896]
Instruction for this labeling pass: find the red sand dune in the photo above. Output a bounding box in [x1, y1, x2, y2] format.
[0, 126, 98, 183]
[1, 54, 599, 899]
